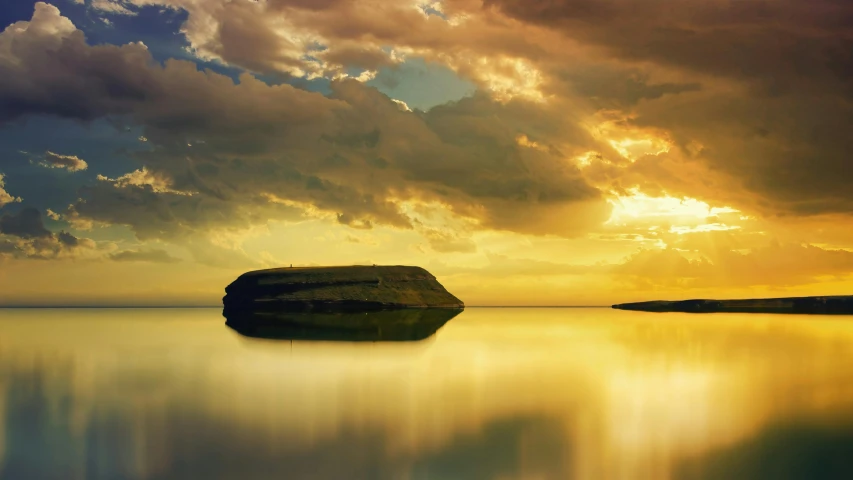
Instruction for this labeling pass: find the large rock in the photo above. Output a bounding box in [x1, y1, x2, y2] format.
[223, 265, 464, 315]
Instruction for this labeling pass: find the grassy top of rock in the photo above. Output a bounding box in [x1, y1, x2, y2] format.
[223, 265, 464, 312]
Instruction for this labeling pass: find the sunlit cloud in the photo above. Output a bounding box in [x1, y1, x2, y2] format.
[0, 174, 21, 207]
[607, 188, 739, 226]
[41, 151, 88, 172]
[96, 168, 194, 196]
[607, 137, 670, 161]
[515, 134, 547, 151]
[90, 0, 137, 16]
[573, 151, 605, 168]
[391, 98, 413, 112]
[669, 224, 741, 235]
[451, 56, 545, 102]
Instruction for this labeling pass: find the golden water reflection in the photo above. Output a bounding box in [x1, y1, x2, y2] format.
[1, 308, 852, 479]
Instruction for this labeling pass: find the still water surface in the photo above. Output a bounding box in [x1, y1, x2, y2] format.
[1, 307, 853, 480]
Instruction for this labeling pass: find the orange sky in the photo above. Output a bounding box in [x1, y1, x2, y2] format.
[0, 1, 852, 305]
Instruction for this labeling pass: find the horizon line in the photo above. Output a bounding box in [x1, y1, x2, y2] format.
[0, 305, 613, 309]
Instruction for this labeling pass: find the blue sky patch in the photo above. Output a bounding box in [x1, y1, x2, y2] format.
[368, 58, 476, 111]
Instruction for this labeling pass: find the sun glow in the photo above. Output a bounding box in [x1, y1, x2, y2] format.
[448, 55, 544, 102]
[515, 134, 547, 151]
[608, 137, 670, 161]
[588, 111, 672, 162]
[669, 224, 742, 235]
[574, 151, 604, 168]
[607, 188, 739, 226]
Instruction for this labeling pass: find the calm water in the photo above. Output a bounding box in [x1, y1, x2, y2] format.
[1, 307, 853, 480]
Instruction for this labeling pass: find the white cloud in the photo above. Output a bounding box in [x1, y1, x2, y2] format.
[91, 0, 137, 16]
[0, 174, 22, 208]
[41, 151, 88, 172]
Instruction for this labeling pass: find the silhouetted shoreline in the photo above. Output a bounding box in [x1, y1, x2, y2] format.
[613, 296, 853, 314]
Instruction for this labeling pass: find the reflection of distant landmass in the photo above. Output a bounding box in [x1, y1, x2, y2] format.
[224, 309, 463, 342]
[613, 296, 853, 314]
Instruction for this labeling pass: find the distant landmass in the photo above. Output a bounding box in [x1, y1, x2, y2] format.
[222, 265, 464, 341]
[612, 296, 853, 314]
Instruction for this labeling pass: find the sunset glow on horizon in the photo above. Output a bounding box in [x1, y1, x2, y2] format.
[1, 0, 852, 306]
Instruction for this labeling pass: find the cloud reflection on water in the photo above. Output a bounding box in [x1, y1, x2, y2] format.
[1, 308, 853, 479]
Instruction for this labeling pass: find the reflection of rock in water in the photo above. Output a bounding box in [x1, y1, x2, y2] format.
[224, 308, 463, 342]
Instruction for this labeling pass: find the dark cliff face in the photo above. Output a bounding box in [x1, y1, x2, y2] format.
[612, 296, 853, 314]
[223, 265, 465, 315]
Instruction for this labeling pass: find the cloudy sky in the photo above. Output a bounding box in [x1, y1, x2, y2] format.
[0, 0, 851, 306]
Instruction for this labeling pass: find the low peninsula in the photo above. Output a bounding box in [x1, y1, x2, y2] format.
[223, 265, 464, 314]
[612, 295, 853, 314]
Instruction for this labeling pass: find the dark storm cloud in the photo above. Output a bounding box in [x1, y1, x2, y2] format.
[0, 3, 609, 241]
[479, 0, 853, 217]
[0, 206, 97, 260]
[69, 172, 314, 240]
[0, 208, 51, 239]
[483, 0, 853, 92]
[124, 0, 853, 220]
[266, 0, 350, 11]
[57, 230, 79, 246]
[556, 67, 702, 108]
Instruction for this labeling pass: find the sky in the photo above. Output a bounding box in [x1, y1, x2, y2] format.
[0, 0, 852, 306]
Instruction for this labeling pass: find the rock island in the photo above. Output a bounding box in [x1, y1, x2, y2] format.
[222, 265, 464, 341]
[223, 265, 464, 315]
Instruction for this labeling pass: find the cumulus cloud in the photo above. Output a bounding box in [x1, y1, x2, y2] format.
[40, 151, 88, 172]
[0, 174, 21, 207]
[87, 0, 853, 222]
[478, 0, 853, 216]
[483, 0, 853, 91]
[0, 208, 51, 239]
[91, 0, 138, 16]
[0, 3, 609, 244]
[0, 207, 100, 260]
